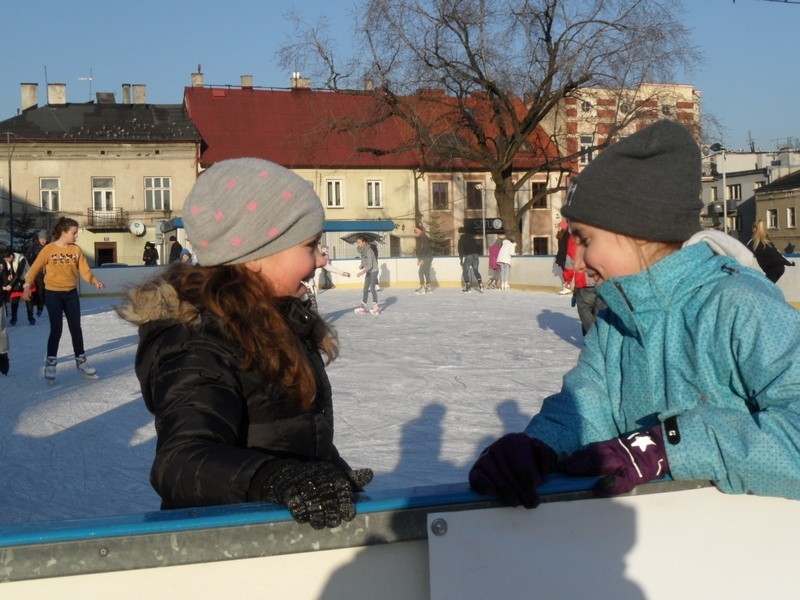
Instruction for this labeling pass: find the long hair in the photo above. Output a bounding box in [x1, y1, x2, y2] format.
[161, 263, 337, 410]
[51, 216, 79, 240]
[751, 219, 772, 250]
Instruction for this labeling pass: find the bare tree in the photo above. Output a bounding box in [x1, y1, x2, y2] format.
[281, 0, 700, 248]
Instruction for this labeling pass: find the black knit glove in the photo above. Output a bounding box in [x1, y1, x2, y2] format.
[253, 459, 372, 529]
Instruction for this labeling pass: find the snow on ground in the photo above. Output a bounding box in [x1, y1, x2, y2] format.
[0, 286, 582, 524]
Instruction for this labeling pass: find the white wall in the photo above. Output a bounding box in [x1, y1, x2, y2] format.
[80, 255, 800, 305]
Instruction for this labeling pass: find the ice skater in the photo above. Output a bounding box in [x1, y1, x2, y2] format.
[117, 158, 372, 529]
[354, 235, 381, 314]
[23, 217, 105, 381]
[470, 120, 800, 507]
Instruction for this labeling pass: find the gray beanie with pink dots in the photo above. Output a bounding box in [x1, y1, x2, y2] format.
[182, 158, 324, 266]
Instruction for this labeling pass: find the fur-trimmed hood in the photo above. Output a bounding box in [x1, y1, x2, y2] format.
[116, 278, 201, 327]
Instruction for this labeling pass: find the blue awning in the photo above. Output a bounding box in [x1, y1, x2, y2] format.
[159, 217, 184, 232]
[323, 220, 395, 232]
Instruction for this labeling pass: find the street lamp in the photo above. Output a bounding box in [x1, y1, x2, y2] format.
[475, 183, 487, 254]
[709, 143, 728, 234]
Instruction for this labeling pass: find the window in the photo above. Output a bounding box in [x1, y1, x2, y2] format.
[754, 181, 765, 190]
[466, 182, 483, 210]
[725, 184, 741, 201]
[92, 177, 115, 211]
[531, 182, 548, 208]
[580, 135, 594, 165]
[580, 101, 592, 113]
[661, 105, 673, 116]
[145, 177, 171, 211]
[366, 180, 382, 208]
[432, 182, 449, 210]
[767, 208, 778, 229]
[709, 186, 718, 202]
[326, 180, 343, 208]
[532, 236, 549, 255]
[788, 207, 796, 229]
[619, 102, 631, 114]
[40, 178, 61, 211]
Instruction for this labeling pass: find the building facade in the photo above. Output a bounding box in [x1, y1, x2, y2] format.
[0, 83, 200, 264]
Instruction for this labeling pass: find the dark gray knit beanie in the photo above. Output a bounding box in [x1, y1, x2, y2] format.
[182, 158, 324, 266]
[562, 120, 702, 242]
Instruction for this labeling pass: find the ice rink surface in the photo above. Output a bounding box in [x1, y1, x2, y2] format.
[0, 286, 582, 524]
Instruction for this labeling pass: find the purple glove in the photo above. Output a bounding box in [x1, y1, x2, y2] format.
[469, 433, 558, 508]
[561, 426, 669, 497]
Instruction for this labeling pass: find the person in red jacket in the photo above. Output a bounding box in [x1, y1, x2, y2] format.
[566, 232, 606, 336]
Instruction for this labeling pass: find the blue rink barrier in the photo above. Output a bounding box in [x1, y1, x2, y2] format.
[0, 475, 607, 549]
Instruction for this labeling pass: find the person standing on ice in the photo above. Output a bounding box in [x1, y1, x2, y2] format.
[354, 235, 381, 314]
[496, 235, 516, 290]
[457, 226, 483, 292]
[487, 236, 502, 289]
[0, 248, 9, 375]
[117, 158, 372, 530]
[22, 217, 105, 381]
[470, 120, 800, 507]
[414, 224, 433, 293]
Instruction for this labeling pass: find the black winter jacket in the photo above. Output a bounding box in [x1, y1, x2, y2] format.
[130, 284, 347, 509]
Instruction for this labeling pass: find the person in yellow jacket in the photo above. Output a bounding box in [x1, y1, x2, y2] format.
[23, 217, 105, 381]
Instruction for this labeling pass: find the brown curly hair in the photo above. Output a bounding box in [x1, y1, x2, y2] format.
[153, 263, 337, 410]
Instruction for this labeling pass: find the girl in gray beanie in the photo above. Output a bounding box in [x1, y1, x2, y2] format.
[118, 158, 371, 529]
[471, 120, 800, 508]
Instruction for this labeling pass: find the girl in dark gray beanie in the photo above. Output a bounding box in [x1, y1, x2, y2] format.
[118, 158, 371, 529]
[470, 120, 800, 508]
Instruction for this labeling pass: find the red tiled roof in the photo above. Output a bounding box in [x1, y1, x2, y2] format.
[184, 86, 558, 171]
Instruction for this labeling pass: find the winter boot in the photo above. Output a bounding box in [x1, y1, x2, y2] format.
[354, 302, 368, 314]
[0, 353, 8, 376]
[44, 356, 57, 381]
[75, 354, 99, 379]
[29, 315, 36, 325]
[369, 302, 382, 315]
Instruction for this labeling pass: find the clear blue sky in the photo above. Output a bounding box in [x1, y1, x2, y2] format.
[1, 0, 797, 150]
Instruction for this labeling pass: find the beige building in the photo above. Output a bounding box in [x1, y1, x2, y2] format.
[0, 83, 200, 264]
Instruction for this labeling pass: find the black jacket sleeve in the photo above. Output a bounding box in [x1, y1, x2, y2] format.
[147, 344, 273, 508]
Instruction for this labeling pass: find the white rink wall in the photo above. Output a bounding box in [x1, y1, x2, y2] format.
[80, 254, 800, 303]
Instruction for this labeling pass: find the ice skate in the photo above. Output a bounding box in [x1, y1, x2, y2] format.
[75, 355, 99, 379]
[354, 302, 368, 314]
[463, 283, 471, 293]
[43, 356, 57, 382]
[369, 303, 382, 315]
[558, 285, 572, 295]
[414, 286, 426, 295]
[424, 284, 432, 294]
[477, 280, 484, 292]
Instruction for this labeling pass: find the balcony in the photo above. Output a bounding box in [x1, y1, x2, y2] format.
[87, 208, 129, 230]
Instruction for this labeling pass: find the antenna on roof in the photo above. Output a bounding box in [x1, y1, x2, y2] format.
[78, 68, 93, 101]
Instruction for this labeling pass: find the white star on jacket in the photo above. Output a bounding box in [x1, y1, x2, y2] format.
[630, 435, 656, 452]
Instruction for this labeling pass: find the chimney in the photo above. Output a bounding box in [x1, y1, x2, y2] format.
[241, 74, 253, 89]
[132, 84, 147, 104]
[47, 83, 67, 105]
[290, 71, 311, 90]
[191, 72, 204, 87]
[20, 83, 38, 111]
[122, 84, 131, 104]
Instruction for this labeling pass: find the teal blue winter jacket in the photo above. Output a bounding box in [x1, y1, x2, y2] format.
[525, 241, 800, 499]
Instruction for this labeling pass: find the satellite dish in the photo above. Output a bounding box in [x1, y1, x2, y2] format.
[129, 221, 147, 237]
